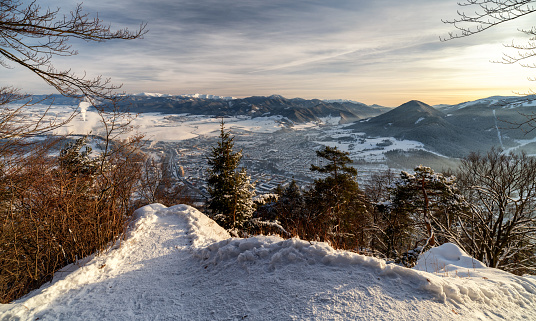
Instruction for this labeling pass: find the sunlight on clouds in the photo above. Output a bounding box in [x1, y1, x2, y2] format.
[3, 0, 536, 106]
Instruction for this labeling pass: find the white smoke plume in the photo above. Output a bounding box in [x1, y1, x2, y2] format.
[78, 98, 92, 121]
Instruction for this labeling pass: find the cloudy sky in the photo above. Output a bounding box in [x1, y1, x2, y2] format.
[3, 0, 536, 106]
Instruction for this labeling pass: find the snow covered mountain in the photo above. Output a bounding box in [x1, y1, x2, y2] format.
[114, 94, 388, 124]
[350, 98, 536, 157]
[349, 100, 485, 157]
[20, 93, 536, 158]
[2, 204, 535, 320]
[134, 92, 173, 98]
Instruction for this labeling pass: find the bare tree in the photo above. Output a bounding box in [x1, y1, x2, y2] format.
[456, 148, 536, 274]
[443, 1, 536, 127]
[1, 0, 146, 98]
[364, 169, 396, 204]
[442, 1, 536, 41]
[136, 155, 194, 207]
[0, 0, 146, 142]
[0, 1, 147, 302]
[443, 1, 536, 83]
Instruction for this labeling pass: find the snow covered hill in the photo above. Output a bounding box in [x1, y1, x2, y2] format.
[1, 205, 536, 320]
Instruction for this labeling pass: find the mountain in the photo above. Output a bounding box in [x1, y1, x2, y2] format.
[437, 95, 536, 141]
[365, 100, 448, 128]
[22, 94, 388, 124]
[18, 94, 82, 106]
[23, 93, 536, 158]
[112, 95, 387, 124]
[2, 204, 535, 320]
[348, 100, 510, 157]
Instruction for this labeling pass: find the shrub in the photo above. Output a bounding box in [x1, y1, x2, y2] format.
[0, 136, 143, 303]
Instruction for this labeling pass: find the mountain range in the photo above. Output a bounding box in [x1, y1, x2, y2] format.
[119, 94, 536, 158]
[26, 93, 536, 158]
[26, 94, 389, 124]
[115, 94, 390, 124]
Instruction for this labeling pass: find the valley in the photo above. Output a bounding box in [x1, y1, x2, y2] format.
[19, 93, 536, 195]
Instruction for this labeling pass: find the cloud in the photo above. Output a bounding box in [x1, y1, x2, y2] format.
[2, 0, 534, 105]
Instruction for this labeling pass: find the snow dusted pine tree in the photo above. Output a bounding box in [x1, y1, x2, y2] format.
[391, 165, 467, 264]
[206, 119, 255, 232]
[307, 146, 369, 249]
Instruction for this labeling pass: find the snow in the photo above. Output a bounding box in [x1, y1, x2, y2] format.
[454, 97, 502, 110]
[319, 115, 342, 126]
[78, 100, 91, 122]
[178, 93, 236, 100]
[415, 117, 425, 124]
[17, 103, 344, 141]
[13, 103, 338, 142]
[505, 136, 536, 155]
[440, 96, 524, 111]
[313, 128, 433, 162]
[413, 243, 536, 315]
[415, 243, 486, 273]
[519, 99, 536, 107]
[2, 205, 536, 320]
[135, 92, 172, 98]
[323, 98, 362, 104]
[51, 111, 289, 141]
[493, 109, 504, 149]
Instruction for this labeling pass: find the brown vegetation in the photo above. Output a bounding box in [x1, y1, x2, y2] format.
[0, 134, 144, 303]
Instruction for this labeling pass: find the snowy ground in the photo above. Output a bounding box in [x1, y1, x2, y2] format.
[2, 205, 536, 320]
[55, 109, 289, 140]
[9, 104, 289, 140]
[314, 127, 436, 162]
[16, 104, 447, 163]
[17, 103, 329, 141]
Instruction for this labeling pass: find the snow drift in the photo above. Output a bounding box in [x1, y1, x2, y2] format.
[1, 204, 536, 320]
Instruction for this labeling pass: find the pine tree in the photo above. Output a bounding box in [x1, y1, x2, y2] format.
[206, 119, 255, 230]
[309, 146, 359, 207]
[273, 180, 306, 226]
[59, 136, 99, 177]
[306, 146, 369, 249]
[391, 166, 467, 258]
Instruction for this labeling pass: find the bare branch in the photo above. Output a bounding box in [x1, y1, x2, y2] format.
[0, 0, 147, 99]
[442, 0, 536, 41]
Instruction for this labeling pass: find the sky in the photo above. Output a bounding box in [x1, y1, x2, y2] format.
[3, 0, 536, 106]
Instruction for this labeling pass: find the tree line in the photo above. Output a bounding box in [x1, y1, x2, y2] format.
[206, 122, 536, 277]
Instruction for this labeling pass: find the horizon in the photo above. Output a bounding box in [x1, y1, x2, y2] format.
[34, 91, 523, 108]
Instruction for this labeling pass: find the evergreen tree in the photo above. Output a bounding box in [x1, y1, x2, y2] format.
[280, 181, 305, 214]
[306, 146, 369, 249]
[59, 136, 99, 177]
[391, 166, 467, 258]
[273, 180, 306, 225]
[309, 146, 360, 208]
[206, 120, 255, 230]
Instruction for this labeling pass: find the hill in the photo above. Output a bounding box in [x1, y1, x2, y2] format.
[348, 100, 497, 157]
[2, 204, 536, 320]
[438, 96, 536, 141]
[348, 98, 536, 158]
[26, 94, 388, 125]
[116, 95, 387, 124]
